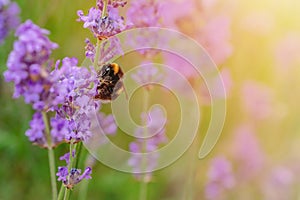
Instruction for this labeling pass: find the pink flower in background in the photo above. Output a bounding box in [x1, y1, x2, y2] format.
[262, 166, 294, 200]
[162, 52, 198, 79]
[274, 33, 300, 72]
[126, 0, 161, 28]
[160, 0, 194, 29]
[198, 15, 232, 65]
[125, 0, 165, 57]
[160, 0, 233, 65]
[242, 81, 273, 120]
[205, 157, 235, 200]
[231, 125, 265, 180]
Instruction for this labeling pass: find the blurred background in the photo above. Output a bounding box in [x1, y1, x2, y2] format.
[1, 0, 300, 199]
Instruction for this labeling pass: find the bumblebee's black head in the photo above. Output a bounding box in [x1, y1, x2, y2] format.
[99, 63, 123, 78]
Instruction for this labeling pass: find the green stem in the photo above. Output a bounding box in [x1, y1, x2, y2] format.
[78, 155, 95, 200]
[63, 142, 77, 200]
[63, 188, 70, 200]
[101, 0, 108, 18]
[139, 89, 149, 200]
[139, 180, 148, 200]
[183, 140, 198, 200]
[75, 142, 82, 169]
[57, 183, 65, 200]
[93, 0, 109, 69]
[42, 112, 58, 200]
[78, 178, 89, 200]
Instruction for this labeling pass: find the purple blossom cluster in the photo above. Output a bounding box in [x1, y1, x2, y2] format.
[4, 0, 134, 195]
[56, 151, 92, 189]
[78, 0, 126, 64]
[50, 57, 100, 142]
[77, 1, 127, 40]
[4, 20, 100, 147]
[25, 112, 47, 147]
[4, 20, 58, 111]
[128, 107, 168, 181]
[0, 0, 19, 44]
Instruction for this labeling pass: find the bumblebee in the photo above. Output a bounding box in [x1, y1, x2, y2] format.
[94, 63, 125, 102]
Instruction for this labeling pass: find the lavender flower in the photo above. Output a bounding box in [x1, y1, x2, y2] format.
[25, 112, 46, 147]
[57, 151, 92, 189]
[5, 21, 99, 144]
[77, 5, 126, 39]
[59, 150, 75, 165]
[50, 115, 68, 144]
[3, 21, 99, 147]
[84, 36, 123, 65]
[3, 20, 58, 111]
[52, 57, 100, 142]
[128, 107, 167, 181]
[25, 112, 65, 148]
[205, 157, 235, 200]
[0, 0, 19, 44]
[97, 0, 127, 9]
[84, 38, 95, 59]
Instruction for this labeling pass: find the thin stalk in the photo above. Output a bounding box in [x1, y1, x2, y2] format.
[63, 187, 71, 200]
[183, 140, 198, 200]
[139, 89, 149, 200]
[75, 142, 82, 168]
[42, 112, 58, 200]
[101, 0, 108, 18]
[93, 0, 108, 69]
[63, 142, 77, 200]
[57, 183, 65, 200]
[139, 180, 148, 200]
[78, 155, 95, 200]
[78, 178, 89, 200]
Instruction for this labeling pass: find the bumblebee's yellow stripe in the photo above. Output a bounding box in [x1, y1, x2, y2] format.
[111, 63, 119, 75]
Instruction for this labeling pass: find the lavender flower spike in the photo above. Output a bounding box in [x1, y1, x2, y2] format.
[3, 20, 58, 110]
[77, 5, 126, 39]
[0, 0, 20, 44]
[128, 107, 168, 181]
[57, 151, 92, 189]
